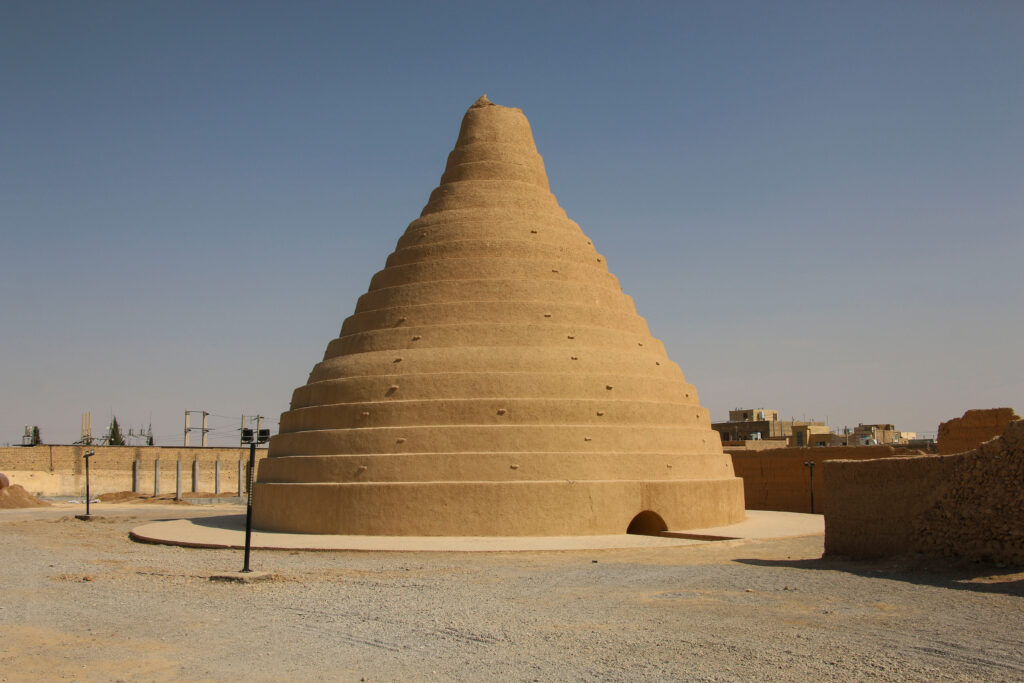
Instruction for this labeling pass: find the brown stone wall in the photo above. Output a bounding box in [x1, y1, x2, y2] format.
[937, 407, 1020, 455]
[728, 446, 909, 513]
[0, 445, 267, 497]
[823, 420, 1024, 565]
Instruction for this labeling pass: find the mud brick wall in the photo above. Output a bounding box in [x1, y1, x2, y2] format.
[0, 445, 268, 497]
[937, 407, 1020, 455]
[728, 446, 908, 513]
[824, 420, 1024, 565]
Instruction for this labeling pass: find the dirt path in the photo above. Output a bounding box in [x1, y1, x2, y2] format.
[1, 504, 1022, 681]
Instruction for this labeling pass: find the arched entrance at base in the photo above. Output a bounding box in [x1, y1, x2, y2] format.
[626, 510, 668, 536]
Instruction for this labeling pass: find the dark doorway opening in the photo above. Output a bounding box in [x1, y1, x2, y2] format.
[626, 510, 668, 536]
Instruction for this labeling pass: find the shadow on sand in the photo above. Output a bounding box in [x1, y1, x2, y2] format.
[180, 514, 246, 530]
[144, 514, 246, 529]
[735, 555, 1024, 597]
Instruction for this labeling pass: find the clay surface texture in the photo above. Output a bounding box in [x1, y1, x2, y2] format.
[937, 407, 1020, 455]
[253, 96, 744, 536]
[824, 418, 1024, 565]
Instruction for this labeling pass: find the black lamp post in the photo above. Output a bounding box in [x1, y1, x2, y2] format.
[803, 460, 816, 514]
[76, 449, 96, 521]
[240, 427, 270, 572]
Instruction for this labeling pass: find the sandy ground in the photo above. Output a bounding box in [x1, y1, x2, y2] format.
[1, 504, 1022, 682]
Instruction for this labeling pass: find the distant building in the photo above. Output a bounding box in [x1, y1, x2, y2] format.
[714, 407, 919, 448]
[789, 423, 833, 448]
[825, 424, 913, 446]
[728, 408, 779, 422]
[711, 408, 825, 444]
[850, 423, 902, 445]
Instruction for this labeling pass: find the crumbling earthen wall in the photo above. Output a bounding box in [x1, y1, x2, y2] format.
[823, 420, 1024, 565]
[937, 407, 1020, 455]
[728, 446, 908, 513]
[0, 445, 264, 497]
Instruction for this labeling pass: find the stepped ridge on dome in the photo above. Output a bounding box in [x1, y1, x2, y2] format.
[252, 96, 745, 537]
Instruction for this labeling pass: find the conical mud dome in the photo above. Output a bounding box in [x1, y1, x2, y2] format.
[253, 96, 745, 536]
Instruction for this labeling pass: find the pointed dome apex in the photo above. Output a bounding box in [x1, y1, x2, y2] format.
[455, 96, 532, 145]
[427, 95, 551, 199]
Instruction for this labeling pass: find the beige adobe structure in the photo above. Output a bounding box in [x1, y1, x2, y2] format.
[728, 408, 779, 422]
[824, 417, 1024, 565]
[788, 423, 833, 448]
[0, 445, 257, 497]
[728, 445, 914, 514]
[252, 96, 745, 536]
[711, 408, 826, 444]
[937, 407, 1020, 455]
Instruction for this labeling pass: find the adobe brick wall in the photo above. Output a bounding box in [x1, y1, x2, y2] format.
[0, 445, 267, 497]
[937, 408, 1020, 455]
[823, 420, 1024, 565]
[728, 446, 909, 513]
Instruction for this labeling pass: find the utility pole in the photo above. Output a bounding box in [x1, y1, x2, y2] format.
[240, 414, 246, 447]
[184, 410, 209, 447]
[81, 412, 93, 446]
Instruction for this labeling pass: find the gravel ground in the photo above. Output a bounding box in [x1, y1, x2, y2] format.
[1, 504, 1022, 682]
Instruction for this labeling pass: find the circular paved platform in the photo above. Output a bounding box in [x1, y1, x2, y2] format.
[129, 509, 823, 552]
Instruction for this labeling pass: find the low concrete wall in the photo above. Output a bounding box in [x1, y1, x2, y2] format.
[728, 446, 909, 513]
[722, 439, 789, 451]
[0, 445, 268, 497]
[824, 420, 1024, 564]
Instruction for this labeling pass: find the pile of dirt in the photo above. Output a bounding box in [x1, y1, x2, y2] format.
[98, 491, 148, 503]
[141, 494, 194, 505]
[0, 484, 53, 509]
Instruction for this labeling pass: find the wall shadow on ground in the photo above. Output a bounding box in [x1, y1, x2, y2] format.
[733, 556, 1024, 597]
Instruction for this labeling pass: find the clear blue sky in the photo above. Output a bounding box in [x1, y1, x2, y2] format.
[2, 1, 1021, 445]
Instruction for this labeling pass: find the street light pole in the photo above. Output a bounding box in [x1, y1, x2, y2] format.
[240, 427, 270, 573]
[242, 440, 256, 572]
[76, 450, 96, 521]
